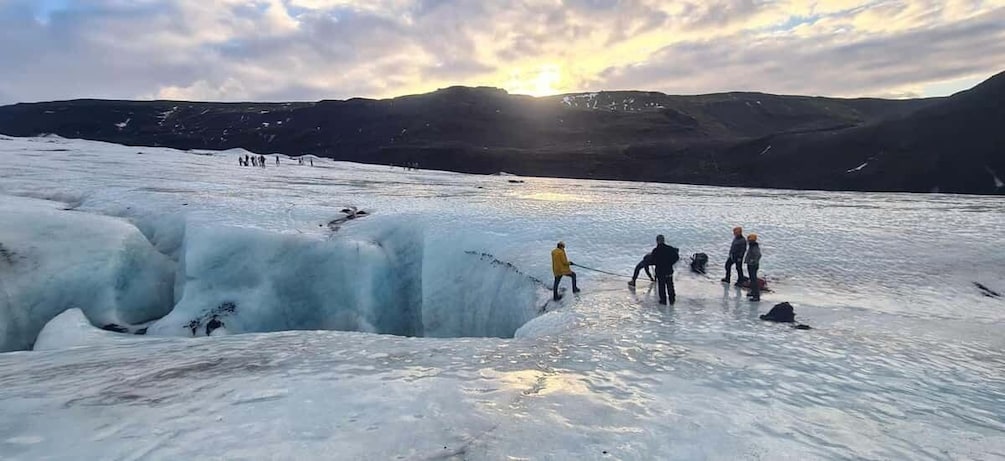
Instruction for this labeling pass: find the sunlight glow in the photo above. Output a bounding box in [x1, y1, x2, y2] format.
[506, 65, 563, 97]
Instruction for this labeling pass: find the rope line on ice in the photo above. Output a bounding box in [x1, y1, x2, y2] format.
[570, 263, 633, 279]
[463, 251, 560, 313]
[463, 250, 551, 289]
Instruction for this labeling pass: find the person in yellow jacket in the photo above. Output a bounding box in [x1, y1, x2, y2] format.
[551, 241, 580, 300]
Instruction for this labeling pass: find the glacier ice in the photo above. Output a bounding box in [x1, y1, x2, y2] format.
[0, 135, 1002, 459]
[33, 308, 134, 351]
[0, 196, 174, 351]
[142, 218, 550, 339]
[146, 218, 428, 337]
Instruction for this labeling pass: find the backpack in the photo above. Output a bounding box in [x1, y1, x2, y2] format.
[738, 277, 769, 290]
[760, 302, 795, 323]
[689, 253, 709, 274]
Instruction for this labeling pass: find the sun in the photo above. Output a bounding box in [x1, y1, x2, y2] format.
[507, 65, 563, 96]
[530, 65, 561, 96]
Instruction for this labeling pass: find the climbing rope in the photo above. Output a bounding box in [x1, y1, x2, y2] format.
[570, 263, 631, 277]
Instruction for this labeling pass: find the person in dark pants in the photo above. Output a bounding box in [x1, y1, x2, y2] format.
[551, 241, 580, 300]
[745, 234, 762, 302]
[628, 252, 655, 287]
[651, 235, 680, 305]
[722, 226, 748, 284]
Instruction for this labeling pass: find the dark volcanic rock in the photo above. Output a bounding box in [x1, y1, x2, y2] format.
[0, 73, 1001, 194]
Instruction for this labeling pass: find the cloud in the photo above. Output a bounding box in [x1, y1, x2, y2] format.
[0, 0, 1002, 104]
[596, 6, 1005, 97]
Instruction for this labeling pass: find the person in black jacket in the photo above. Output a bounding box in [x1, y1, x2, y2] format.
[722, 226, 748, 284]
[651, 235, 680, 305]
[745, 234, 762, 302]
[628, 252, 654, 287]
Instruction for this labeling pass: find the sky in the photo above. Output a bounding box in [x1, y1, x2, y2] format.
[0, 0, 1002, 104]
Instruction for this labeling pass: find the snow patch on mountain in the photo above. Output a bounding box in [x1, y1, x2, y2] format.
[847, 162, 869, 173]
[988, 166, 1004, 188]
[156, 107, 177, 126]
[561, 92, 600, 109]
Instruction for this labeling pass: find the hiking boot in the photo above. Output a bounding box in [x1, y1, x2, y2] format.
[749, 297, 760, 302]
[627, 280, 636, 287]
[573, 288, 581, 293]
[721, 278, 730, 283]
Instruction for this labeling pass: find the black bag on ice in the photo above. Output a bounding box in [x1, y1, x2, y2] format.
[690, 253, 709, 274]
[760, 302, 795, 323]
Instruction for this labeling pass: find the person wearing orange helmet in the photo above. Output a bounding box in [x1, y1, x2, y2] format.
[722, 226, 748, 284]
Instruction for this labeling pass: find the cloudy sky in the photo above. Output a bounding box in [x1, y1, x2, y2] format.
[0, 0, 1002, 104]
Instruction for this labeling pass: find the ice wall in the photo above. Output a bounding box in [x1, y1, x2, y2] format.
[147, 220, 425, 337]
[0, 197, 175, 351]
[0, 193, 549, 350]
[145, 217, 548, 339]
[421, 251, 549, 338]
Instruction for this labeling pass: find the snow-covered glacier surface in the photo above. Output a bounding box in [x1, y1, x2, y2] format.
[0, 136, 1002, 459]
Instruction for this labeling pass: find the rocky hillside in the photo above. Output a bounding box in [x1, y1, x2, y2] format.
[1, 72, 1001, 195]
[720, 70, 1005, 194]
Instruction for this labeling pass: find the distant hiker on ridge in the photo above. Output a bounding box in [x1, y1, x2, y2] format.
[722, 226, 748, 284]
[628, 252, 655, 288]
[651, 235, 680, 305]
[745, 234, 762, 302]
[551, 241, 580, 301]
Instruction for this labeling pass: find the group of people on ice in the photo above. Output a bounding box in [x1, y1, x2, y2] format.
[720, 226, 762, 301]
[238, 154, 268, 167]
[238, 154, 313, 167]
[551, 227, 763, 305]
[392, 162, 421, 171]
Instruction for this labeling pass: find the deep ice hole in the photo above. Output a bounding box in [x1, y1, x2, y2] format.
[2, 206, 552, 351]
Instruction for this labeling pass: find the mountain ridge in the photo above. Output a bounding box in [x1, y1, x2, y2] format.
[0, 72, 1001, 194]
